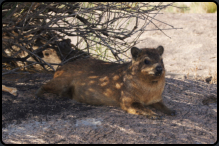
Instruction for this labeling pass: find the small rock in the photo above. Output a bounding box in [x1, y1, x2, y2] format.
[205, 76, 212, 83]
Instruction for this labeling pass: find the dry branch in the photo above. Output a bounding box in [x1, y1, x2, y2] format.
[2, 85, 18, 96]
[2, 2, 182, 75]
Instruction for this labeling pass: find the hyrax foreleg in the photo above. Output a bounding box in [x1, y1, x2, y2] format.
[120, 96, 176, 120]
[120, 96, 162, 120]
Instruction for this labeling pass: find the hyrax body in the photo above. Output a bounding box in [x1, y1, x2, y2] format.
[36, 46, 176, 119]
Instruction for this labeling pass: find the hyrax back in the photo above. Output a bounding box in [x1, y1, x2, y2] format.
[36, 46, 176, 119]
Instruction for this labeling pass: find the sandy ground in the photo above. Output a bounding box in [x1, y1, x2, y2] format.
[134, 13, 217, 79]
[2, 13, 217, 144]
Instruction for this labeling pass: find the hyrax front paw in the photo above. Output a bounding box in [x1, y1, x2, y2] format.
[146, 114, 163, 120]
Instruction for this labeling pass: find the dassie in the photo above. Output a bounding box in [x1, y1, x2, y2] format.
[36, 46, 176, 119]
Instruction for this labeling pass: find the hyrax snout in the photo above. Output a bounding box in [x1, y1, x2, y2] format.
[36, 45, 176, 120]
[155, 65, 163, 76]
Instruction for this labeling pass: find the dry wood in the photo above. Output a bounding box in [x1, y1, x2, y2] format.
[2, 2, 182, 75]
[2, 85, 18, 96]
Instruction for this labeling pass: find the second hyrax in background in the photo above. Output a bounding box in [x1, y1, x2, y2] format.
[36, 46, 176, 119]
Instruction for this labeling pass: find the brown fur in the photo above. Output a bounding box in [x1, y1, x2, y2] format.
[36, 46, 176, 119]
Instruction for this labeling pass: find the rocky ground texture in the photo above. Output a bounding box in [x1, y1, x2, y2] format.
[2, 13, 217, 144]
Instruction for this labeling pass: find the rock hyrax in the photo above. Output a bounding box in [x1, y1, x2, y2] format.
[36, 46, 176, 119]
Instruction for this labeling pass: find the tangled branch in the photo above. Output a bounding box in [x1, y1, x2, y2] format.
[2, 2, 181, 74]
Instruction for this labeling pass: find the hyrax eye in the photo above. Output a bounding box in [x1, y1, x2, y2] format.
[144, 59, 150, 65]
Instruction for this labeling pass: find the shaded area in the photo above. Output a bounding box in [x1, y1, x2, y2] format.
[2, 72, 217, 144]
[2, 73, 96, 128]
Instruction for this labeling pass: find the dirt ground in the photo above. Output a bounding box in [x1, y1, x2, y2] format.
[2, 13, 217, 144]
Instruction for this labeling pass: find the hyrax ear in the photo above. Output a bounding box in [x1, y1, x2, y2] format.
[131, 47, 141, 60]
[156, 45, 164, 56]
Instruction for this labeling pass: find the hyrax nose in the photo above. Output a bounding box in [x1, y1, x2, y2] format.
[155, 65, 163, 74]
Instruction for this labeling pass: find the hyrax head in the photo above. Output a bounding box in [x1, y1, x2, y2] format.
[130, 46, 165, 79]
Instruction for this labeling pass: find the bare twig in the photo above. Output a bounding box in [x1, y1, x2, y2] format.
[2, 2, 181, 74]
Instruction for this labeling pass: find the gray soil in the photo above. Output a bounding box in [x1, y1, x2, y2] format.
[2, 13, 217, 144]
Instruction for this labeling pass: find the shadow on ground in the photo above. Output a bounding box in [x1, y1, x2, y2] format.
[2, 72, 217, 144]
